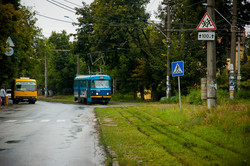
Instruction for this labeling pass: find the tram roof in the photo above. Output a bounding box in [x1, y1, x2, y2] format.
[74, 75, 111, 80]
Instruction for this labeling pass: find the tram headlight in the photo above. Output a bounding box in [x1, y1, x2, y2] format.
[107, 93, 109, 95]
[96, 93, 99, 96]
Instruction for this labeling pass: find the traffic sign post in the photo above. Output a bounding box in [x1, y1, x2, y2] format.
[5, 36, 15, 56]
[5, 47, 14, 56]
[197, 2, 217, 109]
[172, 61, 184, 110]
[197, 12, 216, 31]
[198, 32, 215, 40]
[172, 61, 184, 77]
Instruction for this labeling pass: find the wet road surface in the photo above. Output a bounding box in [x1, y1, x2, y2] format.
[0, 101, 105, 166]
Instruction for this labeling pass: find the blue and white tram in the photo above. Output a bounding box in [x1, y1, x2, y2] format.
[74, 75, 111, 104]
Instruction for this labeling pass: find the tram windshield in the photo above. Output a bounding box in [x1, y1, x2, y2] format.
[94, 80, 109, 88]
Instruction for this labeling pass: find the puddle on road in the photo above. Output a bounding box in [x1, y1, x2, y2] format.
[5, 140, 23, 144]
[76, 106, 85, 110]
[70, 126, 83, 134]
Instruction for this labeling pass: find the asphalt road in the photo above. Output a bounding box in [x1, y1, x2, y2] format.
[0, 101, 106, 166]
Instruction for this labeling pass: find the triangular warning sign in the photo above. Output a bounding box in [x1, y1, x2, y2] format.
[173, 64, 183, 74]
[197, 12, 216, 30]
[6, 36, 15, 47]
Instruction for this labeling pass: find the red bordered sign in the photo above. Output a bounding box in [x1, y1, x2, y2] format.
[197, 12, 216, 30]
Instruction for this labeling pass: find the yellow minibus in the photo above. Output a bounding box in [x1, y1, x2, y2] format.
[12, 77, 37, 104]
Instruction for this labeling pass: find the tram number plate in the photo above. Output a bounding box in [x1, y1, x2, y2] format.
[198, 32, 215, 40]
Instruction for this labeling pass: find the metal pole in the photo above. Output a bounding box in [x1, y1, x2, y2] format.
[230, 0, 237, 72]
[207, 0, 217, 108]
[45, 55, 48, 97]
[77, 54, 80, 75]
[166, 5, 171, 99]
[237, 33, 241, 91]
[178, 76, 181, 110]
[230, 0, 237, 98]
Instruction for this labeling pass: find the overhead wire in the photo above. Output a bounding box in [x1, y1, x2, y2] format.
[46, 0, 75, 13]
[64, 0, 82, 8]
[37, 14, 73, 23]
[50, 0, 75, 10]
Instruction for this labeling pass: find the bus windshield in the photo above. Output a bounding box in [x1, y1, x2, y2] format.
[16, 81, 36, 91]
[94, 80, 109, 88]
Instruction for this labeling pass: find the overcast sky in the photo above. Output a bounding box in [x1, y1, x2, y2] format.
[21, 0, 249, 39]
[21, 0, 163, 39]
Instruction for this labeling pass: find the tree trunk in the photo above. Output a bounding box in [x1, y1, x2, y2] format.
[140, 86, 145, 100]
[151, 85, 158, 101]
[133, 91, 137, 100]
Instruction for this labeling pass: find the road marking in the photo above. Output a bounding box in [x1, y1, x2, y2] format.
[41, 119, 50, 122]
[5, 120, 17, 123]
[57, 119, 66, 122]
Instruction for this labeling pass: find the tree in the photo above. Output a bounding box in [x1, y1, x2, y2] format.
[0, 4, 40, 88]
[0, 1, 21, 55]
[48, 30, 76, 94]
[156, 0, 249, 95]
[76, 0, 165, 99]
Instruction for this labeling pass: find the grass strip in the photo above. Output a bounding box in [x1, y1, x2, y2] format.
[95, 103, 250, 165]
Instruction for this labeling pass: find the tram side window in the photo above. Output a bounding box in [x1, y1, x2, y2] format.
[81, 80, 86, 88]
[92, 81, 95, 88]
[74, 81, 77, 88]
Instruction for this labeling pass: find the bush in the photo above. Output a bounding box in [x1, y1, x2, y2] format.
[217, 89, 239, 105]
[188, 89, 202, 105]
[160, 96, 178, 104]
[236, 88, 250, 99]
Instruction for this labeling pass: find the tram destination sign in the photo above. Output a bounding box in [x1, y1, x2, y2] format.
[198, 32, 215, 41]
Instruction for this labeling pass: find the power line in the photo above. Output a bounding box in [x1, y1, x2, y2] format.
[46, 0, 75, 13]
[50, 0, 75, 11]
[64, 0, 82, 8]
[147, 0, 157, 11]
[37, 14, 73, 23]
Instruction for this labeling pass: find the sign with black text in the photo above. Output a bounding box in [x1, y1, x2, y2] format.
[198, 32, 215, 40]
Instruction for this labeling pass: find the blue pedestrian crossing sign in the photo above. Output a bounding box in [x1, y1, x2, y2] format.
[172, 61, 184, 77]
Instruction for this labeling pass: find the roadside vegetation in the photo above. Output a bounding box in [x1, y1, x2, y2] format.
[38, 95, 74, 103]
[95, 95, 250, 165]
[36, 90, 250, 165]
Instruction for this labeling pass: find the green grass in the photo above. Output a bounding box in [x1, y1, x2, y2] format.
[95, 103, 250, 165]
[38, 95, 75, 103]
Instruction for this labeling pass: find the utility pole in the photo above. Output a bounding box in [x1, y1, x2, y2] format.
[166, 4, 171, 99]
[77, 54, 80, 75]
[230, 0, 237, 72]
[45, 55, 48, 97]
[230, 0, 237, 98]
[237, 31, 241, 91]
[207, 0, 217, 108]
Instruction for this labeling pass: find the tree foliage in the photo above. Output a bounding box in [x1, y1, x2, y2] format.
[48, 30, 76, 94]
[0, 2, 21, 55]
[0, 2, 41, 88]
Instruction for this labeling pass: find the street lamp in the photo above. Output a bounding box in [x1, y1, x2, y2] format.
[64, 15, 74, 22]
[148, 20, 171, 99]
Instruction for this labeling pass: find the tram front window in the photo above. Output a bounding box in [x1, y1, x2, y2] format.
[95, 80, 109, 88]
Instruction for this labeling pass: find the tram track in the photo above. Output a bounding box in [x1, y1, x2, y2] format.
[112, 106, 248, 165]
